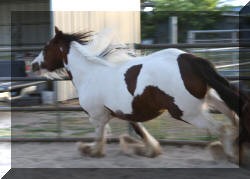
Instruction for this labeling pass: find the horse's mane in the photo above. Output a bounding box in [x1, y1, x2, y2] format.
[60, 31, 93, 45]
[98, 43, 136, 59]
[61, 29, 135, 61]
[84, 28, 136, 63]
[43, 29, 135, 79]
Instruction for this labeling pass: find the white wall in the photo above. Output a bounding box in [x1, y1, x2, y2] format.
[51, 0, 140, 11]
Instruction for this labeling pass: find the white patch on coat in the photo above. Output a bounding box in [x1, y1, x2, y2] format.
[31, 51, 44, 65]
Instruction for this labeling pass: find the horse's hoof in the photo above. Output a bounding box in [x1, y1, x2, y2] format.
[119, 134, 162, 158]
[77, 142, 105, 158]
[208, 141, 227, 161]
[208, 141, 239, 165]
[89, 151, 105, 158]
[134, 146, 162, 158]
[135, 141, 162, 158]
[119, 134, 141, 155]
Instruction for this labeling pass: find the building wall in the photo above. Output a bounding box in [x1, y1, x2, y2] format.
[54, 11, 141, 101]
[0, 0, 50, 47]
[0, 0, 50, 62]
[54, 11, 141, 43]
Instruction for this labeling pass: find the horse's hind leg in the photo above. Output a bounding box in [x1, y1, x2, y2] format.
[205, 89, 239, 127]
[205, 89, 239, 163]
[186, 110, 238, 163]
[119, 122, 162, 157]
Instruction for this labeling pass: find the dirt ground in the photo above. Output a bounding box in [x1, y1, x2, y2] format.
[0, 110, 240, 171]
[0, 142, 11, 179]
[12, 142, 238, 168]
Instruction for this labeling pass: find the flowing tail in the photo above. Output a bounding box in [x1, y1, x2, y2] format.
[238, 89, 250, 143]
[187, 54, 250, 143]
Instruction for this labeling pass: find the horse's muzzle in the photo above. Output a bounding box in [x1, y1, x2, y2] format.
[32, 62, 40, 72]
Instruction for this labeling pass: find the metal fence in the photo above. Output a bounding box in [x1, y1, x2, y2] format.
[0, 43, 249, 143]
[187, 29, 250, 44]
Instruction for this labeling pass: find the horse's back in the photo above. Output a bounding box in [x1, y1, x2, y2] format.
[117, 48, 185, 78]
[126, 48, 185, 65]
[130, 48, 187, 94]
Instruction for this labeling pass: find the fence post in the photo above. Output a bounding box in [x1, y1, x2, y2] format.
[231, 31, 238, 67]
[187, 31, 195, 44]
[54, 81, 62, 138]
[169, 16, 178, 44]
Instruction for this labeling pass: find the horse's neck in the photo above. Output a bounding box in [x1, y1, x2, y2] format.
[67, 45, 111, 89]
[67, 47, 94, 86]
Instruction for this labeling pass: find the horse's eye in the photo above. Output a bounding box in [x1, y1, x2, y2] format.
[43, 49, 47, 56]
[43, 45, 48, 55]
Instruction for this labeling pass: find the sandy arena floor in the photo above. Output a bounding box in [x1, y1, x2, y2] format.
[12, 142, 238, 168]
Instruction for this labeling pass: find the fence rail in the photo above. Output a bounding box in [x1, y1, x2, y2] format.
[0, 46, 42, 52]
[187, 29, 250, 44]
[0, 75, 248, 83]
[134, 43, 250, 49]
[1, 42, 250, 52]
[0, 106, 82, 112]
[0, 137, 209, 146]
[0, 77, 70, 82]
[0, 81, 46, 93]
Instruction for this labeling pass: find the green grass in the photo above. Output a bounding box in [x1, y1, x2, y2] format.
[12, 125, 26, 128]
[0, 55, 11, 60]
[24, 127, 60, 133]
[0, 128, 11, 137]
[9, 111, 230, 141]
[173, 136, 218, 141]
[12, 134, 57, 138]
[70, 129, 95, 137]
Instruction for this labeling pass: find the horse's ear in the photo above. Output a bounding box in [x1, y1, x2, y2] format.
[55, 26, 62, 35]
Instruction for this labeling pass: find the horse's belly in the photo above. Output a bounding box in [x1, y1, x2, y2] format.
[107, 85, 185, 122]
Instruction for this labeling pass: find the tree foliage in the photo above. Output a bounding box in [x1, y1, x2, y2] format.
[141, 0, 236, 43]
[152, 0, 219, 11]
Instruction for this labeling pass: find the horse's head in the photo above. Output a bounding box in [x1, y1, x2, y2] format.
[32, 27, 92, 72]
[32, 27, 66, 72]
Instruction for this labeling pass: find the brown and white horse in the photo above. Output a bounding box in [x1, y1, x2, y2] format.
[32, 27, 250, 164]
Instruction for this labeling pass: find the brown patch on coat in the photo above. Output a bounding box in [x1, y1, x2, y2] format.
[177, 53, 207, 99]
[42, 43, 65, 72]
[107, 86, 183, 122]
[124, 64, 143, 95]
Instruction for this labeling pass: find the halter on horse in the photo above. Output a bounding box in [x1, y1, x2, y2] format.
[32, 27, 250, 164]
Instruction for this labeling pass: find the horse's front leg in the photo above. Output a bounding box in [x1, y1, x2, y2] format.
[77, 115, 110, 157]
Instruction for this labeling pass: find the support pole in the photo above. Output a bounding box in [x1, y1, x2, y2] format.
[169, 16, 178, 44]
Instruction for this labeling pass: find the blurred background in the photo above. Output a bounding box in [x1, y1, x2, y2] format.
[0, 0, 249, 164]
